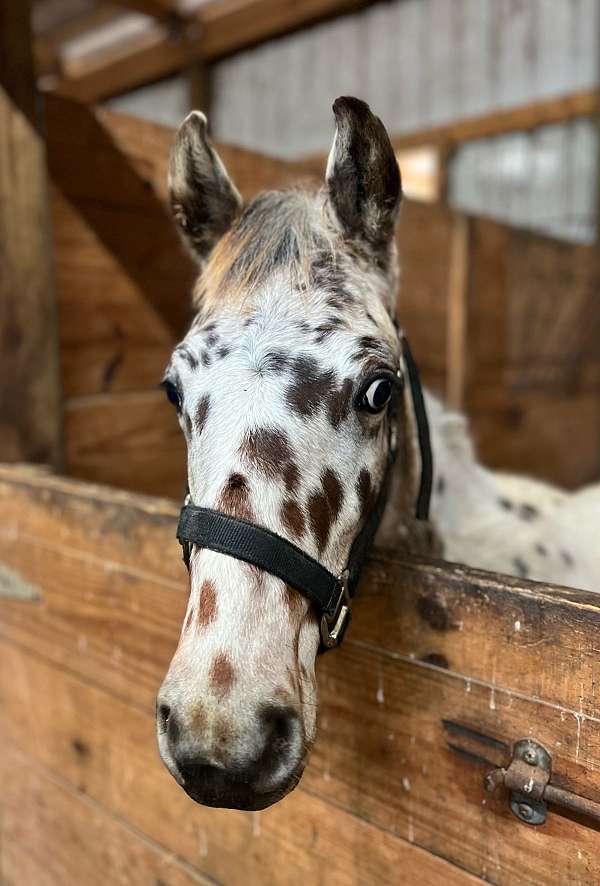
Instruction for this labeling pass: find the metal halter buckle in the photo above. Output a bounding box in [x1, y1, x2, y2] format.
[320, 569, 351, 649]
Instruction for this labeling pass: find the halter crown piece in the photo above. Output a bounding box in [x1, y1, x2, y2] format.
[176, 334, 433, 652]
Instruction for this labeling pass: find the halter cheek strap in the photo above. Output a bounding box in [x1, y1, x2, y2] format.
[176, 333, 432, 651]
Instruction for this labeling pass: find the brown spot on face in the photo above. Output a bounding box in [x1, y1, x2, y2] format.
[308, 490, 331, 553]
[286, 356, 336, 419]
[328, 378, 353, 429]
[197, 579, 217, 629]
[322, 469, 343, 519]
[210, 653, 235, 698]
[189, 702, 206, 731]
[281, 498, 305, 539]
[313, 323, 337, 344]
[175, 345, 198, 370]
[307, 468, 344, 554]
[214, 717, 233, 747]
[217, 473, 254, 521]
[242, 427, 300, 493]
[195, 394, 211, 434]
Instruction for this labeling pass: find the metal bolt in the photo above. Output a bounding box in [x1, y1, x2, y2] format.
[523, 748, 538, 765]
[517, 802, 534, 821]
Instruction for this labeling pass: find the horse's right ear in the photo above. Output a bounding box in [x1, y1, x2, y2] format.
[169, 111, 243, 264]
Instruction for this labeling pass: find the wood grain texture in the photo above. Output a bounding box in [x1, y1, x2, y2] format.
[64, 390, 186, 497]
[0, 642, 481, 886]
[0, 466, 599, 883]
[0, 0, 63, 468]
[0, 743, 214, 886]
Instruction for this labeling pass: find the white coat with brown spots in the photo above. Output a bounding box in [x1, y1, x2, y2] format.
[156, 96, 600, 812]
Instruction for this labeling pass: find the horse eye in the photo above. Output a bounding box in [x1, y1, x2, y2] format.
[361, 377, 393, 414]
[163, 380, 181, 412]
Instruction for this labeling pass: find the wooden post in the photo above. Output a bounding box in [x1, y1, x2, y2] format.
[0, 1, 63, 468]
[446, 212, 470, 411]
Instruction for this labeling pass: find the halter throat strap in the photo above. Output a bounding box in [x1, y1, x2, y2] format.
[176, 333, 432, 650]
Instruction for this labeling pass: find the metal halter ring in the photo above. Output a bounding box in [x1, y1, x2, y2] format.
[320, 569, 351, 649]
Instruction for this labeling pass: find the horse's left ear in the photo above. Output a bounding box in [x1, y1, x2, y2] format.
[326, 97, 401, 249]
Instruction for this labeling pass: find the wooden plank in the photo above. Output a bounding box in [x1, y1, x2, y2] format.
[3, 466, 600, 717]
[388, 90, 598, 152]
[464, 215, 600, 487]
[0, 743, 213, 886]
[64, 390, 187, 498]
[51, 188, 175, 398]
[48, 0, 375, 102]
[0, 642, 480, 886]
[0, 0, 63, 467]
[1, 468, 600, 882]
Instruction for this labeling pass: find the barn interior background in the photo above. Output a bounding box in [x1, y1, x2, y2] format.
[1, 1, 600, 884]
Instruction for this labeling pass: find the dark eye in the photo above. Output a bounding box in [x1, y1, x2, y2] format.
[162, 380, 181, 412]
[361, 377, 393, 414]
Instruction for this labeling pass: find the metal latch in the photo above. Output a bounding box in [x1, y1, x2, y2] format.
[485, 738, 600, 825]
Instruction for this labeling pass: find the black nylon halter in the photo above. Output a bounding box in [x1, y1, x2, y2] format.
[176, 335, 432, 650]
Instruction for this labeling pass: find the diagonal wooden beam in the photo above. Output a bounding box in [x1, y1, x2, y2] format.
[48, 0, 373, 102]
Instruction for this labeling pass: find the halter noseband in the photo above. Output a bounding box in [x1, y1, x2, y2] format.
[176, 335, 432, 651]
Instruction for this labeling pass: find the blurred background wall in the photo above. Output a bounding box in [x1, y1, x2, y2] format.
[103, 0, 599, 243]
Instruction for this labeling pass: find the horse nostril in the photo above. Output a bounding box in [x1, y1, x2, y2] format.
[157, 702, 171, 734]
[262, 705, 298, 752]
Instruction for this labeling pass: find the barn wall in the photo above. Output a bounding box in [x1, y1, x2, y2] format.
[449, 118, 597, 244]
[210, 0, 598, 157]
[106, 0, 599, 243]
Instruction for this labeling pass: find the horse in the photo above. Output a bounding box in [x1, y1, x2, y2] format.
[156, 96, 600, 812]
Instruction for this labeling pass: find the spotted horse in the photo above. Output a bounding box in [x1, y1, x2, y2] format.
[157, 96, 600, 811]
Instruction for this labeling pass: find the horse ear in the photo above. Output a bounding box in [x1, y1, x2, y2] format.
[169, 111, 243, 263]
[326, 97, 401, 250]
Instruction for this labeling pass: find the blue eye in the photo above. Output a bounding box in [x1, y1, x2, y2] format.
[163, 380, 181, 411]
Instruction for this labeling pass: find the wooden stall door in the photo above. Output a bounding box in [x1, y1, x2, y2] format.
[0, 465, 599, 885]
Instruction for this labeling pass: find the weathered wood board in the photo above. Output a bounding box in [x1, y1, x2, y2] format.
[0, 1, 62, 469]
[0, 465, 599, 885]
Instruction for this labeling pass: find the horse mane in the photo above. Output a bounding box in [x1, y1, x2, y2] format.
[195, 189, 332, 307]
